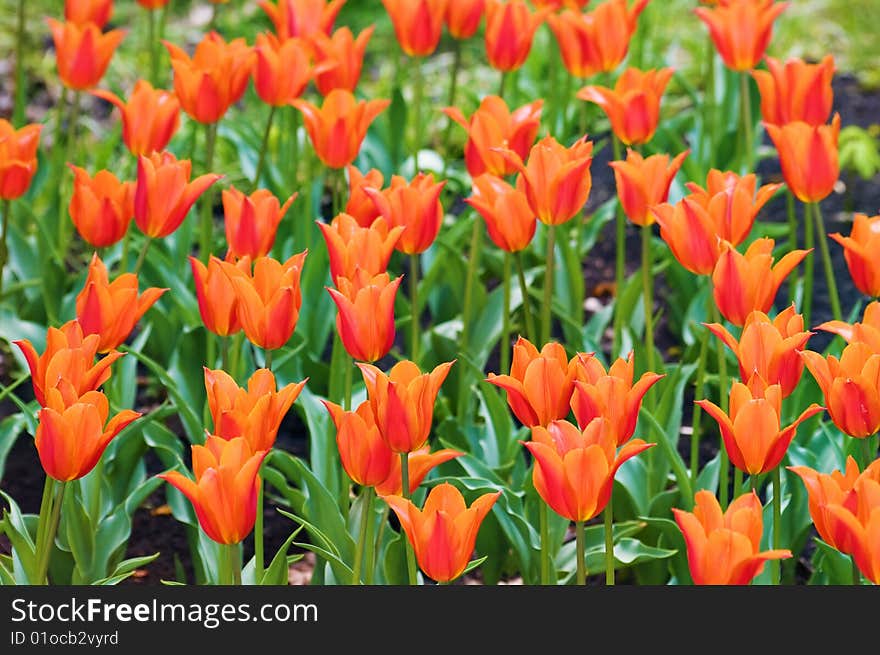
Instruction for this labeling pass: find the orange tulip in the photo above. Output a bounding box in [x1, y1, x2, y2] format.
[137, 0, 170, 8]
[75, 253, 167, 353]
[572, 351, 664, 445]
[68, 165, 133, 248]
[259, 0, 347, 40]
[164, 32, 254, 124]
[577, 67, 673, 146]
[222, 186, 296, 260]
[204, 367, 305, 452]
[91, 81, 181, 157]
[445, 0, 485, 40]
[159, 435, 268, 545]
[801, 341, 880, 438]
[816, 301, 880, 353]
[442, 95, 543, 178]
[358, 360, 454, 453]
[0, 120, 41, 200]
[705, 305, 812, 398]
[190, 255, 249, 337]
[253, 33, 314, 106]
[823, 476, 880, 583]
[292, 89, 390, 169]
[712, 238, 810, 327]
[524, 417, 653, 522]
[695, 0, 788, 71]
[547, 0, 649, 78]
[14, 320, 123, 407]
[697, 381, 822, 475]
[134, 151, 221, 239]
[651, 198, 722, 275]
[310, 26, 374, 95]
[673, 490, 791, 585]
[531, 0, 590, 7]
[382, 0, 447, 57]
[374, 446, 463, 497]
[364, 173, 445, 254]
[345, 166, 384, 227]
[764, 113, 840, 203]
[37, 388, 140, 482]
[324, 400, 395, 487]
[46, 18, 125, 91]
[383, 482, 500, 583]
[65, 0, 113, 28]
[484, 0, 549, 72]
[328, 271, 402, 363]
[752, 55, 834, 126]
[486, 337, 580, 428]
[608, 148, 688, 226]
[829, 212, 880, 298]
[465, 174, 536, 252]
[318, 213, 403, 285]
[222, 252, 308, 350]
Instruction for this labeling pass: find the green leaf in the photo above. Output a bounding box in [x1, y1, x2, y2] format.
[0, 490, 38, 584]
[93, 554, 161, 585]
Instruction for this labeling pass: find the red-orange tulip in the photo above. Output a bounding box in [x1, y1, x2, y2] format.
[253, 33, 314, 106]
[609, 148, 689, 226]
[445, 0, 485, 40]
[384, 482, 500, 583]
[324, 399, 394, 487]
[137, 0, 170, 8]
[159, 435, 268, 545]
[91, 81, 181, 157]
[572, 352, 664, 445]
[673, 490, 791, 585]
[76, 253, 167, 353]
[259, 0, 347, 40]
[164, 32, 254, 124]
[292, 89, 390, 169]
[524, 418, 653, 522]
[68, 165, 133, 248]
[190, 255, 249, 337]
[318, 213, 403, 285]
[65, 0, 113, 28]
[0, 120, 41, 200]
[364, 173, 445, 254]
[823, 476, 880, 583]
[577, 67, 673, 146]
[695, 0, 788, 71]
[358, 360, 454, 453]
[816, 301, 880, 353]
[764, 113, 840, 203]
[465, 174, 536, 252]
[47, 18, 126, 91]
[547, 0, 649, 78]
[134, 151, 221, 239]
[829, 212, 880, 299]
[310, 26, 374, 95]
[374, 446, 463, 497]
[345, 166, 384, 227]
[752, 55, 834, 126]
[442, 95, 543, 178]
[222, 186, 296, 260]
[328, 271, 402, 363]
[801, 341, 880, 438]
[712, 238, 810, 327]
[37, 388, 140, 482]
[484, 0, 549, 72]
[382, 0, 447, 57]
[486, 337, 580, 427]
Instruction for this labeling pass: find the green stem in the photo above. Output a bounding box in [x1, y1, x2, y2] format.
[199, 122, 218, 264]
[32, 476, 54, 582]
[410, 58, 423, 172]
[711, 303, 730, 509]
[612, 135, 625, 359]
[58, 91, 81, 260]
[264, 348, 273, 371]
[852, 556, 861, 586]
[328, 334, 345, 402]
[254, 481, 264, 583]
[343, 354, 353, 411]
[734, 467, 743, 497]
[604, 501, 614, 586]
[689, 323, 710, 483]
[352, 487, 374, 585]
[541, 225, 556, 345]
[12, 0, 26, 125]
[219, 539, 231, 584]
[35, 480, 65, 585]
[0, 199, 12, 298]
[576, 520, 587, 586]
[367, 504, 387, 586]
[861, 435, 877, 470]
[539, 502, 551, 584]
[133, 236, 153, 275]
[772, 465, 781, 585]
[220, 335, 230, 372]
[227, 543, 241, 585]
[811, 202, 842, 322]
[456, 217, 483, 417]
[739, 72, 753, 174]
[441, 40, 463, 179]
[119, 224, 132, 274]
[89, 458, 103, 523]
[499, 71, 508, 100]
[147, 7, 158, 86]
[802, 200, 815, 328]
[230, 333, 244, 383]
[400, 452, 419, 585]
[786, 191, 798, 305]
[252, 105, 277, 193]
[501, 252, 512, 374]
[751, 475, 758, 493]
[703, 34, 717, 172]
[289, 108, 300, 197]
[410, 254, 419, 363]
[332, 167, 345, 219]
[641, 224, 656, 407]
[515, 251, 537, 343]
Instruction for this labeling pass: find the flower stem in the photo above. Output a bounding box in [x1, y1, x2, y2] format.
[35, 480, 66, 585]
[499, 71, 508, 100]
[811, 202, 842, 322]
[861, 435, 876, 470]
[576, 520, 587, 586]
[343, 354, 353, 411]
[772, 465, 782, 585]
[254, 482, 265, 583]
[264, 348, 273, 372]
[441, 40, 463, 179]
[712, 303, 730, 509]
[541, 224, 556, 345]
[352, 487, 374, 585]
[786, 190, 798, 305]
[252, 105, 277, 193]
[515, 251, 536, 343]
[199, 121, 218, 264]
[12, 0, 26, 125]
[0, 199, 12, 298]
[702, 34, 717, 172]
[146, 7, 158, 86]
[612, 135, 625, 359]
[501, 252, 512, 374]
[641, 224, 656, 409]
[410, 58, 423, 173]
[400, 452, 419, 585]
[410, 254, 420, 363]
[456, 217, 483, 418]
[802, 200, 815, 328]
[289, 108, 300, 196]
[739, 72, 754, 174]
[58, 91, 81, 262]
[227, 543, 241, 585]
[539, 502, 551, 585]
[133, 237, 153, 276]
[604, 501, 614, 586]
[689, 323, 710, 483]
[734, 468, 743, 497]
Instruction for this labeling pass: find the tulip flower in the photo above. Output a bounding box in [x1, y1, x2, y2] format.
[712, 238, 810, 327]
[672, 490, 792, 585]
[222, 186, 296, 260]
[46, 18, 126, 91]
[222, 252, 307, 351]
[134, 151, 221, 239]
[816, 301, 880, 353]
[382, 0, 447, 57]
[484, 0, 550, 72]
[318, 213, 403, 285]
[823, 477, 880, 584]
[345, 166, 384, 227]
[577, 67, 674, 146]
[67, 165, 134, 248]
[253, 33, 314, 106]
[204, 367, 305, 452]
[752, 55, 835, 126]
[164, 32, 254, 124]
[383, 482, 500, 583]
[764, 113, 841, 203]
[328, 271, 402, 363]
[65, 0, 113, 29]
[445, 0, 485, 40]
[364, 173, 445, 255]
[358, 360, 454, 453]
[697, 381, 822, 476]
[695, 0, 788, 72]
[547, 0, 649, 78]
[465, 175, 536, 252]
[572, 352, 664, 445]
[705, 305, 812, 398]
[374, 446, 463, 497]
[310, 26, 374, 95]
[442, 96, 543, 178]
[608, 149, 688, 226]
[324, 400, 395, 487]
[190, 255, 250, 337]
[829, 212, 880, 299]
[801, 341, 880, 438]
[0, 120, 41, 200]
[137, 0, 170, 8]
[486, 337, 580, 427]
[524, 417, 654, 522]
[159, 435, 268, 545]
[91, 81, 181, 156]
[76, 253, 167, 353]
[37, 388, 140, 482]
[259, 0, 347, 40]
[292, 89, 390, 169]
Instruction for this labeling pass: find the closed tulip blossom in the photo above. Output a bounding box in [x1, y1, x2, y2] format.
[67, 165, 133, 248]
[159, 436, 268, 545]
[486, 337, 580, 428]
[65, 0, 114, 28]
[318, 213, 403, 285]
[253, 33, 315, 106]
[484, 0, 550, 72]
[764, 114, 840, 203]
[816, 301, 880, 353]
[465, 175, 536, 252]
[445, 0, 485, 40]
[310, 26, 374, 95]
[695, 0, 788, 72]
[673, 490, 792, 585]
[824, 477, 880, 584]
[0, 120, 41, 200]
[91, 81, 181, 156]
[364, 173, 445, 254]
[609, 149, 689, 226]
[324, 400, 395, 487]
[259, 0, 346, 40]
[829, 212, 880, 298]
[383, 482, 500, 583]
[190, 255, 250, 337]
[327, 271, 402, 363]
[345, 166, 384, 227]
[382, 0, 447, 57]
[47, 18, 126, 91]
[752, 55, 835, 126]
[222, 187, 296, 260]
